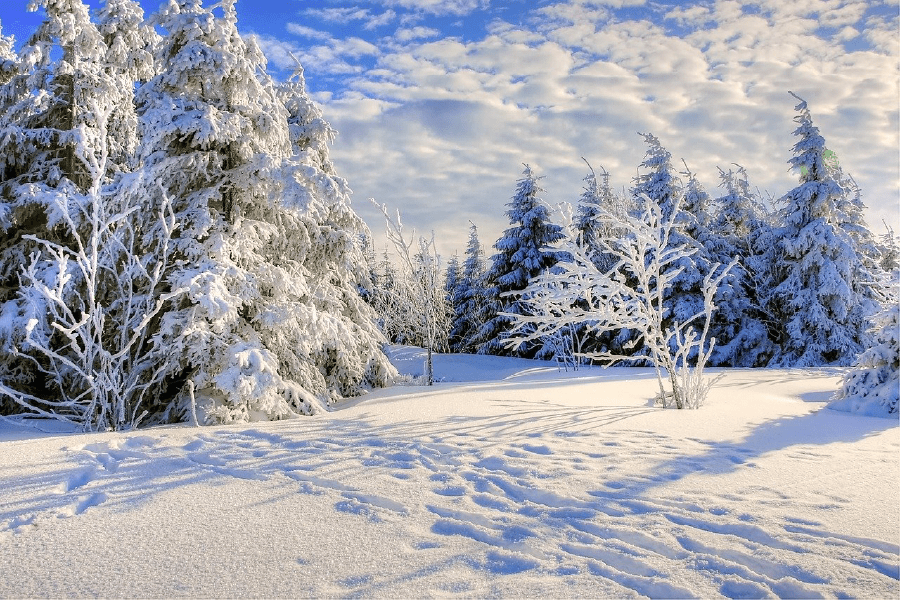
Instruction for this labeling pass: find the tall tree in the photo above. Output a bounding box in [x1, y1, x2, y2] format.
[762, 93, 878, 366]
[476, 164, 567, 358]
[705, 165, 774, 366]
[449, 222, 486, 353]
[132, 0, 393, 423]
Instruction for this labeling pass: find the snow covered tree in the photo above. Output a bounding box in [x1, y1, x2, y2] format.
[830, 269, 899, 416]
[705, 165, 773, 366]
[0, 0, 131, 409]
[276, 60, 395, 402]
[574, 160, 630, 274]
[129, 0, 392, 423]
[762, 93, 878, 366]
[632, 133, 682, 221]
[0, 104, 184, 431]
[476, 165, 567, 358]
[444, 252, 462, 348]
[506, 193, 736, 409]
[372, 201, 450, 385]
[96, 0, 161, 172]
[448, 222, 487, 354]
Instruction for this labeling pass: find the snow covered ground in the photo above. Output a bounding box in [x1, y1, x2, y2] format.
[0, 346, 897, 598]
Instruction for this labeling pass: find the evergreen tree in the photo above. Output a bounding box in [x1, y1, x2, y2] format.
[449, 222, 487, 353]
[573, 161, 625, 273]
[831, 270, 899, 416]
[632, 133, 682, 220]
[627, 135, 710, 362]
[705, 165, 774, 366]
[444, 252, 461, 349]
[96, 0, 160, 172]
[131, 0, 392, 423]
[476, 165, 567, 358]
[762, 93, 878, 366]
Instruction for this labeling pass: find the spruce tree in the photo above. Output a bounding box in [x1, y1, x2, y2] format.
[133, 0, 392, 423]
[706, 166, 773, 366]
[449, 222, 487, 353]
[763, 93, 878, 366]
[476, 165, 567, 357]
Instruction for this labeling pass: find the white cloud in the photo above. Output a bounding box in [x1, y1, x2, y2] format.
[393, 26, 441, 43]
[262, 0, 899, 259]
[285, 23, 333, 41]
[374, 0, 489, 16]
[302, 7, 398, 30]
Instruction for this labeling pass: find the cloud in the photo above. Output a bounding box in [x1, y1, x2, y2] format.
[260, 0, 899, 259]
[285, 23, 333, 41]
[302, 7, 398, 30]
[393, 26, 441, 43]
[374, 0, 489, 17]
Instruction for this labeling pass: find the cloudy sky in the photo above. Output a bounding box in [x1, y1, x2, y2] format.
[2, 0, 898, 259]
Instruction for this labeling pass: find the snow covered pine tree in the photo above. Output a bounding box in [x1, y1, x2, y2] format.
[448, 222, 487, 354]
[762, 93, 878, 367]
[476, 165, 567, 358]
[133, 0, 394, 423]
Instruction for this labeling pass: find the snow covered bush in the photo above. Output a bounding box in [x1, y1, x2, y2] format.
[505, 193, 735, 409]
[830, 270, 899, 417]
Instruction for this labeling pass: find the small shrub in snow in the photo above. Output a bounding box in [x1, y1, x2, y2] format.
[371, 201, 450, 386]
[505, 193, 735, 409]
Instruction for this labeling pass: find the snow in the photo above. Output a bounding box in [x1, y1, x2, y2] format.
[1, 346, 897, 598]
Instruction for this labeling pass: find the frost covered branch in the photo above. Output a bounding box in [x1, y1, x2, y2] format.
[505, 194, 736, 409]
[371, 200, 450, 385]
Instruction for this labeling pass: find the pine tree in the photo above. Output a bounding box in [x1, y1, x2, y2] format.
[96, 0, 160, 173]
[831, 270, 899, 416]
[633, 133, 682, 220]
[573, 161, 625, 273]
[706, 165, 773, 366]
[627, 135, 708, 362]
[669, 165, 714, 339]
[763, 93, 878, 366]
[476, 165, 567, 357]
[132, 0, 392, 423]
[444, 252, 462, 349]
[449, 222, 487, 353]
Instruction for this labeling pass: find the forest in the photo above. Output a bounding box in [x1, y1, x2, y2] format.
[0, 0, 897, 432]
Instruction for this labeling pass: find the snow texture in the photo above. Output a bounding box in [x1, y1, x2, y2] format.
[0, 348, 896, 598]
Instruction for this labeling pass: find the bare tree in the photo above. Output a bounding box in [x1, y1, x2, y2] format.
[505, 194, 736, 409]
[372, 201, 449, 385]
[0, 105, 184, 431]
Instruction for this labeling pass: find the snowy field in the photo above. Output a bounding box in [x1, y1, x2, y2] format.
[0, 347, 897, 598]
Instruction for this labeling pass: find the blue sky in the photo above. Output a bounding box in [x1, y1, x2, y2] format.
[2, 0, 898, 259]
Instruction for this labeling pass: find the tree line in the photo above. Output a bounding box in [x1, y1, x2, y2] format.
[370, 95, 897, 412]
